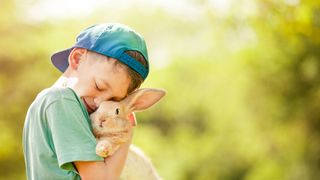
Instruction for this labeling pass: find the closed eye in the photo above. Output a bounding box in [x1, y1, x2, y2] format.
[95, 82, 102, 91]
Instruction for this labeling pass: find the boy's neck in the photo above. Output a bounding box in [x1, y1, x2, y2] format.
[52, 68, 78, 88]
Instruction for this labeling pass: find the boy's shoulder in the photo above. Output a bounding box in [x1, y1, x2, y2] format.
[37, 87, 79, 103]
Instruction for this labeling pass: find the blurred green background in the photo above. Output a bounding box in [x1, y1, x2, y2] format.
[1, 0, 320, 179]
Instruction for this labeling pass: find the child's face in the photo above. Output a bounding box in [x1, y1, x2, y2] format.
[72, 52, 131, 114]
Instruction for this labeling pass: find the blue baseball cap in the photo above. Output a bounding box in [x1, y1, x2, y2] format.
[51, 23, 149, 79]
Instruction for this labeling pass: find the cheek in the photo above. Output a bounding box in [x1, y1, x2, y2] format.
[79, 80, 98, 97]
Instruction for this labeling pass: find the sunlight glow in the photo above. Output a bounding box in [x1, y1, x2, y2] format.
[25, 0, 107, 21]
[24, 0, 204, 22]
[208, 0, 233, 16]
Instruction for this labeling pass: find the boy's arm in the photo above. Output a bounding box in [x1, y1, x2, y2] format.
[74, 128, 133, 180]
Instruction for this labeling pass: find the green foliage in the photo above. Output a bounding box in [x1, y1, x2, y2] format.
[1, 0, 319, 179]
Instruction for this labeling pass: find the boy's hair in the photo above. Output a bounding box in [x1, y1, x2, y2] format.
[123, 50, 147, 93]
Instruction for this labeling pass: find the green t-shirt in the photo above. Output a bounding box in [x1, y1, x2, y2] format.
[23, 87, 103, 180]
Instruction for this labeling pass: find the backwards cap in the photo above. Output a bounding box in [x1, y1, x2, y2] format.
[51, 23, 149, 79]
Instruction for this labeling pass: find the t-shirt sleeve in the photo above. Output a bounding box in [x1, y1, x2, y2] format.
[45, 98, 103, 172]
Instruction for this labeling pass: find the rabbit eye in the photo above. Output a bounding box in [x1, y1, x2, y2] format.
[115, 108, 120, 115]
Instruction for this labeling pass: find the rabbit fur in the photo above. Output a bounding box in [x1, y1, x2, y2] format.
[89, 88, 165, 180]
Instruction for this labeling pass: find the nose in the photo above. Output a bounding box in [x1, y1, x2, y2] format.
[94, 97, 104, 107]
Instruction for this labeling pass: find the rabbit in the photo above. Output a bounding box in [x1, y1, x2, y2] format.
[89, 88, 166, 180]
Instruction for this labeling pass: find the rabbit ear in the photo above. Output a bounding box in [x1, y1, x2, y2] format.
[123, 88, 166, 112]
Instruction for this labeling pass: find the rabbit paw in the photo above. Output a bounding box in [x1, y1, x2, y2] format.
[96, 140, 112, 157]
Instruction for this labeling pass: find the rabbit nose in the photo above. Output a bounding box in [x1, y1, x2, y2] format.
[99, 119, 106, 127]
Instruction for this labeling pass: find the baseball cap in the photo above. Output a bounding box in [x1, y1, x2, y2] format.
[51, 23, 149, 79]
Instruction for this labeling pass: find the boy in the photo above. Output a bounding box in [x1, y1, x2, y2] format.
[23, 23, 149, 179]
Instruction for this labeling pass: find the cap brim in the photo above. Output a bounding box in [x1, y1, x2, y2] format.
[51, 48, 72, 72]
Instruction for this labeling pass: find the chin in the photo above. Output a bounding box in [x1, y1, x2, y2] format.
[81, 98, 95, 114]
[87, 108, 94, 115]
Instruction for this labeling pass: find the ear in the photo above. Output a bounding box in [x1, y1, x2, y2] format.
[123, 88, 166, 112]
[68, 48, 87, 70]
